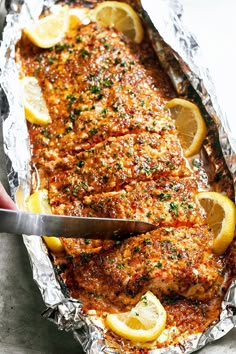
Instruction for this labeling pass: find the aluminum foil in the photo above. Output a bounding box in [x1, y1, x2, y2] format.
[0, 0, 236, 353]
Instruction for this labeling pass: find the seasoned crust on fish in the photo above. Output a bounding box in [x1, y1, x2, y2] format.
[53, 176, 205, 228]
[17, 22, 175, 170]
[48, 132, 190, 205]
[61, 226, 224, 311]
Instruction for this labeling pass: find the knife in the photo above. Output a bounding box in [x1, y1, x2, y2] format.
[0, 208, 157, 239]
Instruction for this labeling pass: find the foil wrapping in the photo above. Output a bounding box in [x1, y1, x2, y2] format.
[0, 0, 235, 353]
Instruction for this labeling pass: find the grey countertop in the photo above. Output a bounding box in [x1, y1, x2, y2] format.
[0, 0, 236, 353]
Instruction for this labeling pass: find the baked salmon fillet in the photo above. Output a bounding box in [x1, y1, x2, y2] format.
[18, 21, 176, 170]
[53, 176, 204, 227]
[16, 0, 230, 351]
[63, 225, 224, 309]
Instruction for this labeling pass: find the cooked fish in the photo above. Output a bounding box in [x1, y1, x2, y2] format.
[16, 2, 227, 349]
[54, 176, 205, 228]
[48, 131, 190, 205]
[17, 22, 176, 171]
[62, 226, 224, 311]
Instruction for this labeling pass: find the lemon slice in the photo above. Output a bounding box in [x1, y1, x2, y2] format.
[23, 5, 69, 48]
[166, 98, 207, 157]
[197, 191, 236, 255]
[27, 189, 52, 214]
[27, 190, 64, 253]
[68, 7, 90, 29]
[21, 76, 51, 126]
[106, 291, 166, 342]
[68, 8, 83, 29]
[92, 1, 144, 43]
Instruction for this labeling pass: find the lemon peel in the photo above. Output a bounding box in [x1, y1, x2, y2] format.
[27, 189, 64, 253]
[166, 98, 207, 157]
[198, 191, 236, 255]
[106, 291, 166, 342]
[23, 5, 69, 48]
[21, 76, 51, 126]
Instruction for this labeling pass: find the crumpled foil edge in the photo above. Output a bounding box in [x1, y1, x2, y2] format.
[141, 0, 236, 186]
[0, 0, 235, 353]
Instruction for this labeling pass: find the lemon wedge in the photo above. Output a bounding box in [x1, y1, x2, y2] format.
[27, 189, 52, 214]
[166, 98, 207, 157]
[68, 7, 90, 29]
[197, 191, 236, 255]
[92, 1, 144, 43]
[21, 76, 51, 126]
[68, 8, 83, 29]
[106, 291, 166, 342]
[23, 5, 69, 48]
[27, 190, 64, 253]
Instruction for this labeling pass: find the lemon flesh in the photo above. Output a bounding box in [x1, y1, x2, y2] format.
[166, 98, 207, 157]
[198, 191, 236, 255]
[92, 1, 144, 43]
[23, 5, 69, 48]
[27, 190, 64, 253]
[21, 77, 51, 126]
[68, 7, 90, 29]
[106, 291, 166, 342]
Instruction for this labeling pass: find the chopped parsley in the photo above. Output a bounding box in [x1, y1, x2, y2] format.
[96, 93, 104, 100]
[55, 43, 70, 53]
[36, 54, 44, 62]
[66, 94, 77, 102]
[80, 49, 90, 57]
[141, 294, 148, 306]
[155, 261, 163, 268]
[104, 43, 111, 49]
[65, 126, 73, 133]
[143, 238, 152, 245]
[89, 85, 101, 94]
[76, 36, 82, 43]
[74, 108, 82, 115]
[192, 158, 201, 168]
[158, 192, 171, 201]
[140, 99, 145, 107]
[77, 160, 85, 168]
[166, 161, 175, 170]
[117, 263, 125, 269]
[89, 127, 99, 135]
[102, 78, 113, 87]
[169, 202, 179, 216]
[48, 57, 56, 65]
[114, 57, 122, 65]
[103, 175, 109, 183]
[41, 128, 50, 138]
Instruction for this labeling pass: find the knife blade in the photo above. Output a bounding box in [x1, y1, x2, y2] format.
[0, 208, 157, 239]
